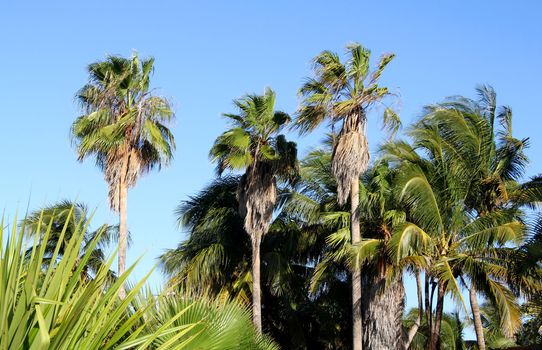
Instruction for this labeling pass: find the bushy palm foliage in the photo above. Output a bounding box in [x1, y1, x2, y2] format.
[515, 215, 542, 346]
[160, 176, 251, 300]
[209, 87, 297, 332]
[133, 292, 278, 350]
[161, 160, 352, 349]
[478, 302, 518, 349]
[71, 53, 175, 294]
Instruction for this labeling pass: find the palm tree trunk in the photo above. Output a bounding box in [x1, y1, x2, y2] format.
[403, 269, 423, 349]
[470, 286, 486, 350]
[251, 237, 262, 334]
[362, 272, 404, 350]
[351, 178, 362, 350]
[118, 176, 128, 299]
[425, 274, 431, 333]
[429, 282, 446, 350]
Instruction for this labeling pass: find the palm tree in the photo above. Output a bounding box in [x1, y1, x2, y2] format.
[514, 214, 542, 347]
[478, 302, 518, 349]
[160, 176, 253, 301]
[22, 200, 119, 280]
[209, 88, 298, 333]
[413, 85, 542, 349]
[294, 42, 399, 349]
[71, 52, 175, 297]
[384, 118, 525, 350]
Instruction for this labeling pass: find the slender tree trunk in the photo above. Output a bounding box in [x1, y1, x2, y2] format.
[118, 177, 128, 299]
[470, 286, 486, 350]
[425, 274, 431, 332]
[351, 178, 362, 350]
[362, 272, 404, 350]
[403, 269, 423, 349]
[251, 237, 262, 334]
[429, 282, 446, 350]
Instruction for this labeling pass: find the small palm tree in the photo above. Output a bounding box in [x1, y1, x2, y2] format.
[160, 176, 252, 301]
[209, 88, 298, 333]
[294, 42, 398, 350]
[22, 200, 119, 280]
[71, 52, 175, 297]
[403, 308, 467, 350]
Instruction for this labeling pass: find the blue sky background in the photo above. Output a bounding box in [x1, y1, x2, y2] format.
[1, 0, 541, 340]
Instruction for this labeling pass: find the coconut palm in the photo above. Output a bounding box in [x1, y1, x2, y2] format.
[294, 42, 399, 350]
[71, 52, 175, 297]
[413, 85, 542, 349]
[22, 200, 119, 280]
[384, 120, 525, 350]
[209, 88, 298, 333]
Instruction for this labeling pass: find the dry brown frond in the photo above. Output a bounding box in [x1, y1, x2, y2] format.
[332, 112, 370, 204]
[105, 148, 142, 212]
[237, 161, 277, 245]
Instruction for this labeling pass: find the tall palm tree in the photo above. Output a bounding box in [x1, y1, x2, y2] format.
[71, 52, 175, 297]
[22, 200, 119, 280]
[209, 88, 298, 333]
[294, 42, 399, 349]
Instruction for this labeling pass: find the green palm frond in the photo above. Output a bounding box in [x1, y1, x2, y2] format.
[389, 223, 432, 264]
[295, 42, 398, 137]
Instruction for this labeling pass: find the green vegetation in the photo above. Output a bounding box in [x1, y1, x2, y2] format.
[3, 45, 541, 349]
[1, 210, 273, 349]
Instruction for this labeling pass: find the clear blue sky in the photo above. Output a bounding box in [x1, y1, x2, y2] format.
[1, 0, 541, 339]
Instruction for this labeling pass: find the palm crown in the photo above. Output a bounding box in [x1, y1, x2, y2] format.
[421, 85, 530, 215]
[71, 53, 175, 211]
[295, 42, 399, 204]
[210, 87, 297, 183]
